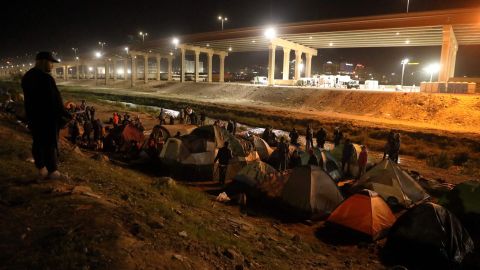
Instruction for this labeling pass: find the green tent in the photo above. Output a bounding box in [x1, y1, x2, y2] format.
[439, 180, 480, 216]
[299, 148, 342, 181]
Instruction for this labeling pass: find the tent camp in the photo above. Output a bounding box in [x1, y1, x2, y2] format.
[300, 148, 342, 182]
[252, 136, 274, 161]
[281, 165, 344, 215]
[159, 138, 190, 164]
[385, 202, 474, 267]
[439, 180, 480, 217]
[353, 159, 429, 208]
[119, 124, 145, 151]
[327, 190, 396, 240]
[331, 143, 363, 178]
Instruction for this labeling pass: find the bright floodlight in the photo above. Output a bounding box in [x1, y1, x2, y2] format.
[264, 27, 277, 39]
[401, 58, 409, 65]
[172, 38, 179, 46]
[95, 51, 102, 58]
[88, 67, 93, 71]
[218, 16, 222, 20]
[424, 63, 440, 73]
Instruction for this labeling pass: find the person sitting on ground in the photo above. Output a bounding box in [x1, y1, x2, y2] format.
[342, 139, 354, 176]
[333, 127, 343, 146]
[316, 127, 327, 149]
[289, 150, 302, 168]
[307, 149, 319, 166]
[305, 125, 314, 151]
[277, 137, 289, 171]
[289, 128, 299, 146]
[358, 145, 368, 178]
[214, 141, 233, 186]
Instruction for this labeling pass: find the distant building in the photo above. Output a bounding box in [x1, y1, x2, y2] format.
[339, 62, 355, 75]
[323, 61, 339, 75]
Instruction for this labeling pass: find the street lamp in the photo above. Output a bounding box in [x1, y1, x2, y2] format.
[401, 58, 409, 87]
[172, 37, 179, 47]
[218, 15, 228, 31]
[95, 51, 102, 59]
[98, 41, 106, 51]
[72, 48, 78, 58]
[124, 47, 129, 55]
[139, 31, 148, 43]
[423, 63, 440, 82]
[264, 27, 277, 40]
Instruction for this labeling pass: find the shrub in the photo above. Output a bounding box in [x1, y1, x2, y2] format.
[452, 152, 469, 166]
[426, 152, 452, 169]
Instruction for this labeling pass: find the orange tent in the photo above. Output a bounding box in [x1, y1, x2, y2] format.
[327, 189, 396, 240]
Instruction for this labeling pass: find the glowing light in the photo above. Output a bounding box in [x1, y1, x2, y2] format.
[117, 68, 124, 74]
[401, 58, 410, 65]
[206, 44, 210, 47]
[264, 27, 277, 40]
[405, 39, 410, 44]
[396, 32, 400, 35]
[299, 63, 304, 72]
[228, 47, 232, 52]
[172, 38, 179, 46]
[95, 51, 102, 58]
[88, 67, 93, 71]
[127, 69, 131, 74]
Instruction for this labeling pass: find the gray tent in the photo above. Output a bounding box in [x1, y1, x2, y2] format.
[300, 148, 342, 181]
[353, 159, 429, 208]
[281, 165, 344, 215]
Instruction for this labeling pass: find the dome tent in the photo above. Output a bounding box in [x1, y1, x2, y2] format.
[327, 190, 396, 240]
[385, 202, 474, 268]
[281, 165, 344, 216]
[299, 148, 342, 182]
[353, 159, 429, 208]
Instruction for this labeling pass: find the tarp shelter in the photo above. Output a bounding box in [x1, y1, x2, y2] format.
[158, 124, 197, 140]
[439, 180, 480, 217]
[122, 124, 145, 144]
[353, 159, 429, 208]
[386, 202, 474, 267]
[327, 190, 396, 240]
[252, 136, 274, 161]
[300, 148, 342, 182]
[281, 165, 344, 215]
[331, 143, 363, 178]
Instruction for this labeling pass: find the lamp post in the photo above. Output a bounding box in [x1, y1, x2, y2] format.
[139, 31, 148, 43]
[424, 64, 440, 82]
[401, 58, 409, 87]
[98, 41, 106, 52]
[218, 16, 228, 31]
[406, 0, 410, 13]
[72, 48, 78, 58]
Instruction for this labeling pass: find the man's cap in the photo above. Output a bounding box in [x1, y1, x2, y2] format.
[35, 52, 60, 63]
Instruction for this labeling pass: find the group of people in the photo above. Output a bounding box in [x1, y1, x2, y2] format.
[158, 107, 207, 127]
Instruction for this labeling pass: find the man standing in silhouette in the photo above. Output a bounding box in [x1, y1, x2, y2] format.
[22, 52, 71, 180]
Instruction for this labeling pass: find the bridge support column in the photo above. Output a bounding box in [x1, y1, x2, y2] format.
[124, 59, 128, 80]
[131, 56, 136, 87]
[267, 44, 276, 86]
[294, 50, 302, 80]
[94, 65, 98, 83]
[282, 48, 290, 80]
[156, 55, 161, 81]
[113, 59, 117, 81]
[439, 25, 458, 82]
[219, 53, 226, 83]
[76, 64, 80, 80]
[180, 48, 186, 82]
[105, 61, 109, 85]
[63, 66, 67, 80]
[167, 56, 173, 81]
[144, 54, 149, 84]
[195, 50, 200, 82]
[207, 52, 213, 83]
[305, 53, 312, 78]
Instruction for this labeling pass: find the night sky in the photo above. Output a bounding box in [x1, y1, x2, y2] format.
[2, 0, 480, 76]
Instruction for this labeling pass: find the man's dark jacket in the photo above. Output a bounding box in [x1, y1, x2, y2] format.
[21, 68, 71, 144]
